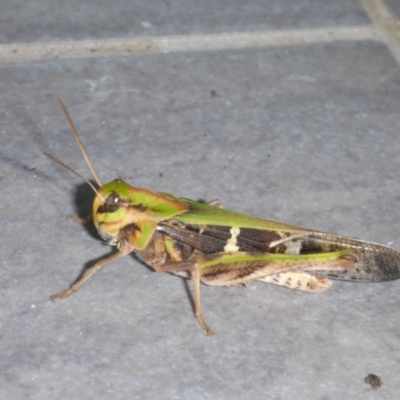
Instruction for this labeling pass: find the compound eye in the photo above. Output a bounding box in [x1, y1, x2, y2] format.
[104, 192, 122, 213]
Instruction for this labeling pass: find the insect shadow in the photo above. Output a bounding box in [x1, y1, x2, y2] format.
[0, 152, 53, 181]
[70, 181, 98, 239]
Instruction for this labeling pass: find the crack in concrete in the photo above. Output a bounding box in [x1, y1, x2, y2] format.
[0, 26, 379, 64]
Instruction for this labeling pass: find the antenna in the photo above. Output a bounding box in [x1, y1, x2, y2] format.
[44, 152, 104, 201]
[57, 98, 102, 187]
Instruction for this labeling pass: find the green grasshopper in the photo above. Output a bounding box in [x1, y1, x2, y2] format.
[47, 99, 400, 336]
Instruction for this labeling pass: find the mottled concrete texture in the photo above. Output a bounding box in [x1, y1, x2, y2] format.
[1, 0, 400, 399]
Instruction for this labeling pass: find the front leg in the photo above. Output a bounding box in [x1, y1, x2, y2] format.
[66, 213, 93, 225]
[50, 241, 133, 300]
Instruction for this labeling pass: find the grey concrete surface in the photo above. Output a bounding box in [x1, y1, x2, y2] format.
[1, 1, 369, 43]
[1, 0, 400, 399]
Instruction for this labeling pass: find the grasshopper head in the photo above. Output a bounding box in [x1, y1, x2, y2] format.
[93, 179, 188, 250]
[92, 179, 132, 242]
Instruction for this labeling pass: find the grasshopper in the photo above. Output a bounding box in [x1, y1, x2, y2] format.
[47, 99, 400, 336]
